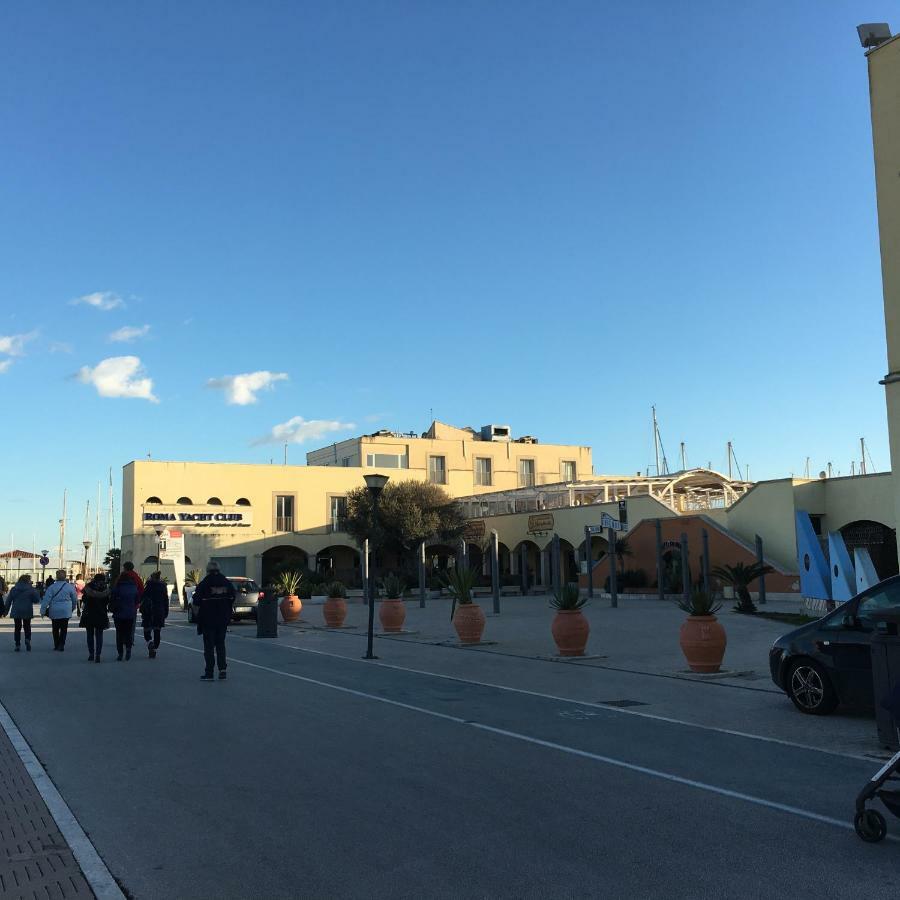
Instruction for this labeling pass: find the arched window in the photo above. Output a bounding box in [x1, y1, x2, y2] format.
[143, 555, 158, 564]
[236, 498, 251, 506]
[145, 496, 162, 505]
[176, 497, 192, 505]
[207, 497, 222, 505]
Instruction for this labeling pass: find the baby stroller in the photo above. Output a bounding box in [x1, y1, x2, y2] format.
[855, 680, 900, 843]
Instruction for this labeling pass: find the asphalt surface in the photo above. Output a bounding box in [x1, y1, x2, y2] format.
[1, 616, 899, 899]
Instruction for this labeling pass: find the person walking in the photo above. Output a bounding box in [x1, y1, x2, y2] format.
[74, 574, 86, 616]
[109, 572, 140, 660]
[79, 573, 110, 662]
[192, 561, 235, 681]
[140, 572, 169, 659]
[40, 571, 77, 651]
[6, 574, 39, 651]
[121, 561, 144, 646]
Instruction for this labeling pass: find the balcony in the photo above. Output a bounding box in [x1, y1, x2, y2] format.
[275, 517, 294, 533]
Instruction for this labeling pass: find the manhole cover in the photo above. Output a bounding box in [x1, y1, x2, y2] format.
[597, 699, 648, 708]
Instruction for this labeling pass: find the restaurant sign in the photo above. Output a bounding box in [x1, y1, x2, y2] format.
[527, 513, 555, 534]
[464, 520, 486, 540]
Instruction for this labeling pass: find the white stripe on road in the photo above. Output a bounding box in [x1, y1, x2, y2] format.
[0, 702, 124, 899]
[171, 622, 875, 764]
[163, 637, 869, 836]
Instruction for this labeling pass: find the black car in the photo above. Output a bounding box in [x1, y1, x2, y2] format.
[770, 575, 900, 715]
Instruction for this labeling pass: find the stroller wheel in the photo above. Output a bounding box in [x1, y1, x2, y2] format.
[854, 809, 887, 843]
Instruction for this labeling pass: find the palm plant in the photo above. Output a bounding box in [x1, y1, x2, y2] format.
[275, 569, 303, 597]
[381, 574, 405, 600]
[550, 583, 587, 611]
[674, 590, 722, 617]
[443, 566, 479, 620]
[186, 569, 203, 586]
[712, 562, 773, 614]
[326, 580, 346, 599]
[614, 537, 632, 574]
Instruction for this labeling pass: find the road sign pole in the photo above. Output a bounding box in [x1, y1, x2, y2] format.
[585, 525, 594, 600]
[680, 533, 690, 602]
[655, 520, 664, 601]
[520, 543, 528, 596]
[756, 534, 767, 605]
[702, 529, 710, 595]
[552, 533, 561, 592]
[607, 527, 618, 608]
[419, 540, 426, 609]
[491, 530, 500, 614]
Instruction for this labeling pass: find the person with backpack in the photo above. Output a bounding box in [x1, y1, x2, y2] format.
[140, 571, 169, 659]
[40, 570, 77, 651]
[109, 572, 140, 660]
[192, 561, 235, 681]
[6, 574, 39, 651]
[79, 573, 110, 662]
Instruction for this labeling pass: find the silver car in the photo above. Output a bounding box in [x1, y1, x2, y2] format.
[186, 577, 262, 623]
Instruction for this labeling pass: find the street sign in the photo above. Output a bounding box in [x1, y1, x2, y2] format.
[39, 555, 50, 566]
[587, 513, 627, 534]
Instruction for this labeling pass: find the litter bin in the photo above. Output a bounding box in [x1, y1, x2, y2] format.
[256, 594, 278, 639]
[869, 610, 900, 751]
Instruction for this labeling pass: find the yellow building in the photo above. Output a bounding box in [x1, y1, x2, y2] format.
[120, 421, 593, 585]
[864, 26, 900, 567]
[306, 420, 592, 495]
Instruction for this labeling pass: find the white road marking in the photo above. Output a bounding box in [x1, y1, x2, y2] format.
[0, 702, 124, 899]
[163, 637, 871, 836]
[169, 622, 875, 763]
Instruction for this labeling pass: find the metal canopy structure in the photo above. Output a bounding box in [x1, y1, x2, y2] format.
[456, 468, 753, 520]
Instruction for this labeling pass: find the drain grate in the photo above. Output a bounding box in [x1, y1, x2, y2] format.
[597, 699, 648, 708]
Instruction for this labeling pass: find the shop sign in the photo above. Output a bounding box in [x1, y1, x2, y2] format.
[464, 520, 486, 540]
[141, 504, 252, 528]
[527, 513, 554, 534]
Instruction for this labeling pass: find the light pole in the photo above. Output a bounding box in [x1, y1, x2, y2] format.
[362, 473, 389, 660]
[40, 550, 49, 596]
[82, 540, 92, 579]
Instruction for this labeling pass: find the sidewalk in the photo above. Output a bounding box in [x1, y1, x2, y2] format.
[0, 716, 94, 899]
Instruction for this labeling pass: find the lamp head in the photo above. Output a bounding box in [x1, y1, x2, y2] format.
[83, 540, 92, 550]
[363, 473, 389, 495]
[154, 527, 164, 538]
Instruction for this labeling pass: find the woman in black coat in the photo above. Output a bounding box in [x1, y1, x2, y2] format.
[140, 572, 169, 659]
[79, 574, 110, 662]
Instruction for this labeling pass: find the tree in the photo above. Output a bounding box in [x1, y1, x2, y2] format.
[712, 561, 773, 614]
[104, 548, 121, 582]
[344, 480, 467, 573]
[614, 537, 632, 575]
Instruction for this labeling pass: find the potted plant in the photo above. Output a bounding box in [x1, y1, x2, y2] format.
[379, 574, 406, 632]
[444, 566, 484, 644]
[712, 562, 774, 614]
[550, 583, 589, 656]
[276, 570, 303, 622]
[674, 590, 726, 673]
[323, 580, 348, 628]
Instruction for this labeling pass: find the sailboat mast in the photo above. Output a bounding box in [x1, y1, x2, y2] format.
[59, 489, 67, 572]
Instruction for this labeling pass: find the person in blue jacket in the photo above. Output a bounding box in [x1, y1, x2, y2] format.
[6, 574, 39, 651]
[139, 572, 170, 659]
[40, 570, 77, 651]
[109, 572, 140, 660]
[192, 561, 235, 681]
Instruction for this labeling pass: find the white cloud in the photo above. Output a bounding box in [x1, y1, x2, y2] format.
[0, 331, 36, 356]
[0, 359, 12, 374]
[253, 416, 355, 446]
[72, 291, 125, 311]
[108, 324, 150, 343]
[207, 370, 288, 405]
[76, 356, 158, 402]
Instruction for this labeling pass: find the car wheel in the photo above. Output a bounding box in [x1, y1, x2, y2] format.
[787, 659, 838, 715]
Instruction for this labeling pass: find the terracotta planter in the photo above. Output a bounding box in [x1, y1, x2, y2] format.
[679, 614, 726, 673]
[379, 598, 406, 633]
[323, 597, 347, 628]
[280, 595, 302, 623]
[453, 603, 485, 644]
[551, 609, 590, 657]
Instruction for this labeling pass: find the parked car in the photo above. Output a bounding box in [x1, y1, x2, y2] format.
[770, 575, 900, 715]
[186, 577, 263, 623]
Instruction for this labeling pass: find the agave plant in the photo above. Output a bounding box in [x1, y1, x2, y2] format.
[550, 583, 587, 611]
[275, 569, 303, 597]
[326, 580, 346, 599]
[712, 562, 773, 614]
[674, 590, 722, 617]
[380, 574, 405, 600]
[443, 566, 479, 620]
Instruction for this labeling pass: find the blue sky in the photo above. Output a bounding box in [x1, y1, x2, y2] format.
[0, 1, 891, 553]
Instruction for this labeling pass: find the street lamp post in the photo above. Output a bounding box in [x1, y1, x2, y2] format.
[40, 550, 49, 596]
[362, 474, 389, 660]
[154, 527, 164, 572]
[82, 540, 92, 579]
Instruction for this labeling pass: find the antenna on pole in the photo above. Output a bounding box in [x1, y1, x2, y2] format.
[851, 460, 856, 476]
[860, 437, 867, 475]
[680, 442, 686, 471]
[284, 443, 288, 466]
[727, 442, 733, 479]
[652, 406, 661, 476]
[804, 457, 810, 479]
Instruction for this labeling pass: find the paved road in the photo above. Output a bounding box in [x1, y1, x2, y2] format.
[1, 616, 898, 898]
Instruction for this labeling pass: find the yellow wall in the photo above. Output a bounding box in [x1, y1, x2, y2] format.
[867, 37, 900, 566]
